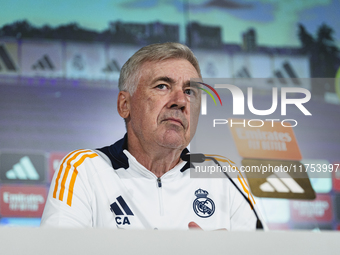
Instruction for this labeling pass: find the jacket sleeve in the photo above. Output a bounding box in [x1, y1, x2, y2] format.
[41, 150, 98, 228]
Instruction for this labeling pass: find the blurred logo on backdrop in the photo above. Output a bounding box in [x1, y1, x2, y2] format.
[290, 194, 332, 222]
[0, 43, 19, 74]
[0, 152, 46, 183]
[0, 185, 47, 217]
[229, 119, 302, 161]
[242, 159, 315, 199]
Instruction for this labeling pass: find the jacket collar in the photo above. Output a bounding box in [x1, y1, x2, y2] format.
[99, 133, 192, 172]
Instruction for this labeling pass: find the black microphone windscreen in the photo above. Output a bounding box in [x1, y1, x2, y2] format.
[180, 153, 206, 163]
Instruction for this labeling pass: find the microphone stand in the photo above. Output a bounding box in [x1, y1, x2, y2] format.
[204, 156, 263, 230]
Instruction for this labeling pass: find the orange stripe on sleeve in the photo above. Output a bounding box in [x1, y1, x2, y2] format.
[66, 153, 98, 207]
[53, 149, 83, 199]
[237, 174, 256, 205]
[237, 176, 255, 209]
[58, 150, 92, 201]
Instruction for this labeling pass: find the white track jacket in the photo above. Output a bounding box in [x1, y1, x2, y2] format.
[41, 134, 258, 230]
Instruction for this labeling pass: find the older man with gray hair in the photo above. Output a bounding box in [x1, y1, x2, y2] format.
[41, 42, 258, 230]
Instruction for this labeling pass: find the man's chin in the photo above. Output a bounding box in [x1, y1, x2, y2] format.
[157, 131, 187, 150]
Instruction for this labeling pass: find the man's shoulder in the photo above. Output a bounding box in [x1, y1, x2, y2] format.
[59, 149, 105, 169]
[57, 148, 124, 177]
[62, 149, 99, 161]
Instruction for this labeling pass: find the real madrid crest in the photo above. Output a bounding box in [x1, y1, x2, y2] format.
[193, 188, 215, 218]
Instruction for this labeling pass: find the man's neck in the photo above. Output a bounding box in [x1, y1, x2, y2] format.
[127, 133, 184, 178]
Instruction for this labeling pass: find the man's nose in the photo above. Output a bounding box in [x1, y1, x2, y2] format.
[168, 88, 187, 111]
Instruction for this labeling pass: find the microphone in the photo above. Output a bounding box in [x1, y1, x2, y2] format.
[181, 153, 264, 230]
[180, 153, 205, 163]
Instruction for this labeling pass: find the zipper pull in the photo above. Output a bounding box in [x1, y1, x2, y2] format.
[157, 177, 162, 188]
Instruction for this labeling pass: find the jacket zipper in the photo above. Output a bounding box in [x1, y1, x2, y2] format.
[157, 177, 162, 187]
[157, 177, 164, 216]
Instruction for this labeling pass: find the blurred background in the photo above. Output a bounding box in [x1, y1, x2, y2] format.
[0, 0, 339, 229]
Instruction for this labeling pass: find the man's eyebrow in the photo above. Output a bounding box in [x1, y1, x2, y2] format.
[151, 76, 175, 84]
[151, 77, 201, 89]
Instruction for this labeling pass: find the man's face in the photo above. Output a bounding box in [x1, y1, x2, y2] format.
[127, 58, 201, 151]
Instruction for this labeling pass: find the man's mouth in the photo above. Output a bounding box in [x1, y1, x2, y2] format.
[163, 118, 184, 127]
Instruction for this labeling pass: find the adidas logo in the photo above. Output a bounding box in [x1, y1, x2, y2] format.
[0, 44, 17, 71]
[110, 196, 133, 226]
[103, 59, 120, 73]
[269, 61, 301, 86]
[110, 196, 134, 215]
[233, 61, 301, 85]
[6, 156, 40, 180]
[235, 66, 251, 78]
[260, 171, 304, 193]
[32, 55, 55, 70]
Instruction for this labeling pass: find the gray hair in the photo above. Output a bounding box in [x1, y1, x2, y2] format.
[118, 42, 201, 94]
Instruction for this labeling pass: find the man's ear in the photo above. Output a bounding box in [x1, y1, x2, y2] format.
[117, 91, 130, 119]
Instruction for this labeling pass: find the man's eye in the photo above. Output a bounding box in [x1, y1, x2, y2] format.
[156, 84, 168, 90]
[185, 88, 196, 96]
